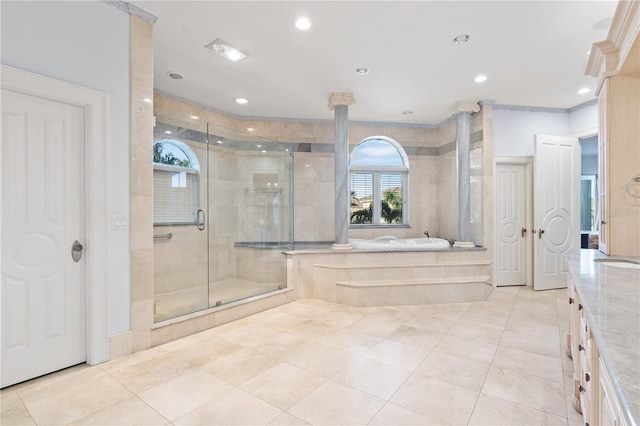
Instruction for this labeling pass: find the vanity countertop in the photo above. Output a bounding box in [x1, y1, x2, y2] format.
[564, 249, 640, 426]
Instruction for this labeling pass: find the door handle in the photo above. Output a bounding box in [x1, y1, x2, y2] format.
[197, 208, 206, 231]
[521, 227, 527, 238]
[531, 229, 544, 239]
[71, 240, 84, 262]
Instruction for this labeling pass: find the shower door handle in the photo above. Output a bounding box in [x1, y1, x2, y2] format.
[197, 209, 206, 231]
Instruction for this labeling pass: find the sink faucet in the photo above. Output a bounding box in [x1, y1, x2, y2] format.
[424, 231, 430, 237]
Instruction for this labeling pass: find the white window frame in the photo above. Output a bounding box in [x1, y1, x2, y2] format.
[152, 140, 200, 226]
[349, 137, 410, 227]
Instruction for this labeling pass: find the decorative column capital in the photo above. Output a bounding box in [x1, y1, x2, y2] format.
[450, 100, 480, 115]
[328, 92, 356, 111]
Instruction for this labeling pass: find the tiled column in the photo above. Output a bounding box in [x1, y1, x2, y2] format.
[130, 13, 155, 352]
[480, 100, 495, 283]
[328, 92, 356, 250]
[451, 100, 480, 243]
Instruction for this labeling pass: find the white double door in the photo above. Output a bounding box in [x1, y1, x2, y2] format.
[533, 135, 581, 290]
[1, 88, 86, 387]
[495, 135, 580, 290]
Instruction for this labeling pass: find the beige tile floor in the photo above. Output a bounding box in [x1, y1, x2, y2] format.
[1, 286, 584, 425]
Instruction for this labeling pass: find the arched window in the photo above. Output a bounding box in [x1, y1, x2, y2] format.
[153, 140, 200, 225]
[350, 137, 409, 226]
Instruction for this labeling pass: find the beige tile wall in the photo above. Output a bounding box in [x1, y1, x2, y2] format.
[129, 14, 154, 354]
[152, 137, 292, 295]
[294, 153, 335, 242]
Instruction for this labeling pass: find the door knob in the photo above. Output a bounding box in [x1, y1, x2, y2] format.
[521, 227, 527, 238]
[538, 229, 545, 239]
[71, 240, 84, 263]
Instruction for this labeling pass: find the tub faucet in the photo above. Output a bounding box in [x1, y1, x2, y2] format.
[423, 231, 430, 238]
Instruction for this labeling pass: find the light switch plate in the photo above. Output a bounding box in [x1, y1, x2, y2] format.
[112, 215, 129, 230]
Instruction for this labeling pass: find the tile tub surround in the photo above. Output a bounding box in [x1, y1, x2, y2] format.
[1, 286, 575, 426]
[286, 248, 492, 306]
[564, 249, 640, 425]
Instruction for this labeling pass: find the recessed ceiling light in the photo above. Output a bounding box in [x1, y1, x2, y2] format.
[235, 98, 249, 104]
[248, 128, 256, 132]
[453, 34, 471, 44]
[295, 17, 311, 30]
[190, 115, 199, 120]
[474, 74, 488, 83]
[205, 38, 248, 62]
[142, 98, 152, 103]
[577, 87, 591, 95]
[256, 144, 262, 148]
[355, 67, 369, 75]
[216, 139, 223, 144]
[402, 111, 413, 116]
[285, 148, 290, 152]
[167, 71, 183, 80]
[164, 130, 172, 134]
[261, 150, 267, 153]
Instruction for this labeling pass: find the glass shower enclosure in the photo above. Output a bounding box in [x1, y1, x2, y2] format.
[152, 117, 293, 323]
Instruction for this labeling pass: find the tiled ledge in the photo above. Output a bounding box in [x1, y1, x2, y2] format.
[315, 261, 491, 269]
[336, 276, 490, 287]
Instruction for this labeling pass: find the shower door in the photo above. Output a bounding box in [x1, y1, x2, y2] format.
[153, 119, 210, 322]
[153, 117, 293, 322]
[206, 125, 293, 306]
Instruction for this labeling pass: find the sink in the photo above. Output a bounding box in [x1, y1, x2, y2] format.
[593, 258, 640, 269]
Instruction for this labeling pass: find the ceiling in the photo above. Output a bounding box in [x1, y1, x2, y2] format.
[132, 1, 617, 125]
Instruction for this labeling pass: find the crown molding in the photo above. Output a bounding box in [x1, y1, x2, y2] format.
[585, 0, 639, 82]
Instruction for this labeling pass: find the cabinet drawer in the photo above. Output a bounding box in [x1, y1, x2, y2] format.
[580, 314, 589, 343]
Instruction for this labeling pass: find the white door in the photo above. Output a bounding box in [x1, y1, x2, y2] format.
[533, 135, 581, 291]
[1, 88, 86, 388]
[496, 164, 527, 286]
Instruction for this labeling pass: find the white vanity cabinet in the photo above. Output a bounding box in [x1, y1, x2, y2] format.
[568, 275, 598, 423]
[598, 356, 628, 426]
[567, 266, 634, 426]
[587, 1, 640, 258]
[595, 72, 640, 258]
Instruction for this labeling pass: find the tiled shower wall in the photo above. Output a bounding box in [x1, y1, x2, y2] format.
[153, 139, 292, 294]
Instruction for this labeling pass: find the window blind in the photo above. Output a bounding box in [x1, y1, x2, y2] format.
[350, 173, 373, 224]
[153, 168, 199, 224]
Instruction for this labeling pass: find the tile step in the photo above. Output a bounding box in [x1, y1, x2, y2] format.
[336, 275, 490, 288]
